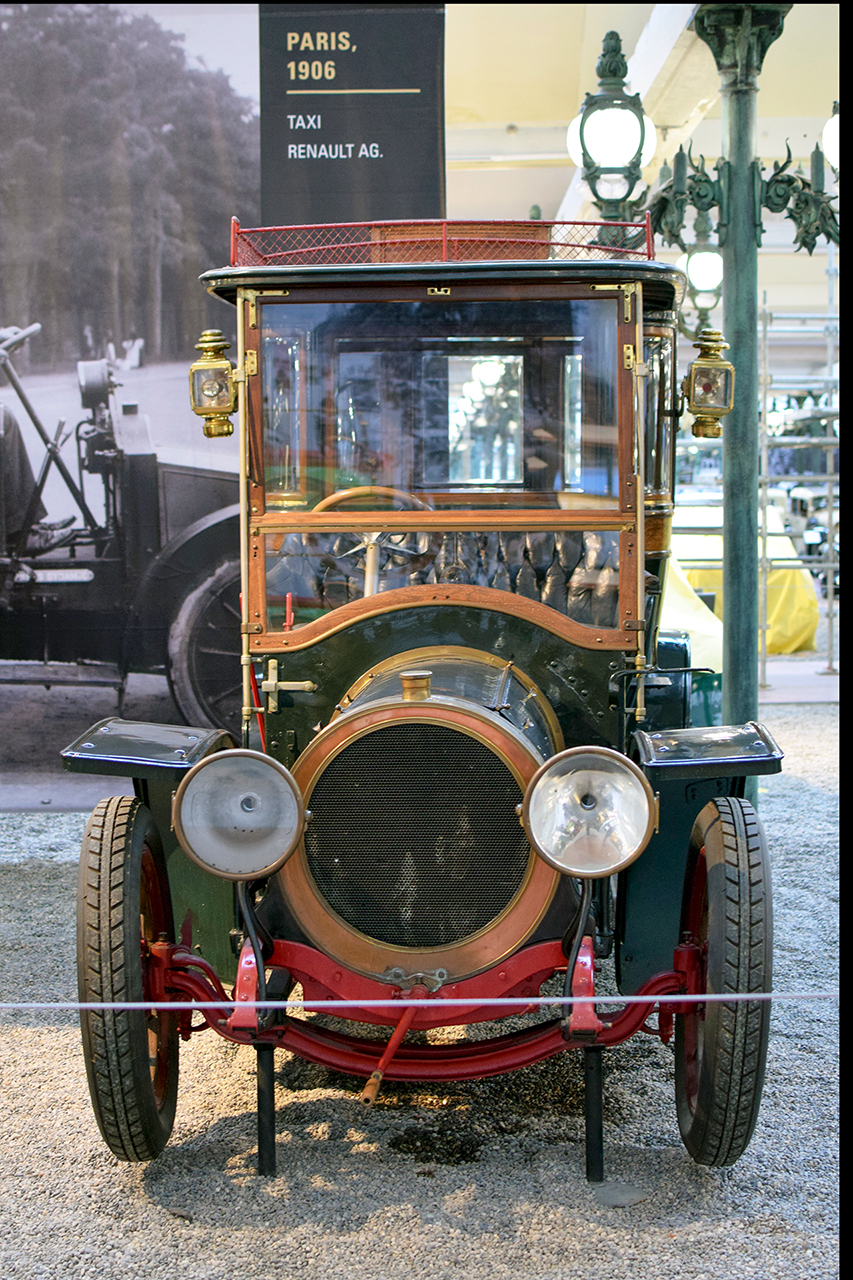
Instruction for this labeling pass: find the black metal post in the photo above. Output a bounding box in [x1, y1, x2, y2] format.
[584, 1046, 605, 1183]
[256, 1043, 276, 1175]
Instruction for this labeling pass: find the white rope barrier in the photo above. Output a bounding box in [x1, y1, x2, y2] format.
[0, 991, 839, 1013]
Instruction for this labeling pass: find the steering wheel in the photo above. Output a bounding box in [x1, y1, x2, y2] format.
[312, 485, 434, 513]
[307, 486, 440, 588]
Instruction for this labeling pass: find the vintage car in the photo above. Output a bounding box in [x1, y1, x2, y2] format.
[1, 324, 240, 729]
[63, 217, 782, 1181]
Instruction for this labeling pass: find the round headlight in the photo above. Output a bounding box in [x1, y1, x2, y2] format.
[174, 749, 305, 880]
[521, 747, 655, 878]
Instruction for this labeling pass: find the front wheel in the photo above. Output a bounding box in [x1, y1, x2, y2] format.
[675, 796, 772, 1167]
[77, 797, 179, 1161]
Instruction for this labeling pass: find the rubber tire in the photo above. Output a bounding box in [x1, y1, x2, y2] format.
[167, 558, 242, 738]
[675, 796, 772, 1167]
[77, 797, 179, 1161]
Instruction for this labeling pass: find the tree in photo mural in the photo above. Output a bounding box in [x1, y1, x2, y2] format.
[0, 3, 259, 366]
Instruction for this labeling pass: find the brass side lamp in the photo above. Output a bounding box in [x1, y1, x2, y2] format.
[189, 329, 236, 437]
[682, 328, 735, 438]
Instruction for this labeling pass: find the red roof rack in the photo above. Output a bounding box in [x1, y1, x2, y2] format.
[230, 215, 654, 268]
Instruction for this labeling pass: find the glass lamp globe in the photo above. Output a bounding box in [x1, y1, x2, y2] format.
[822, 111, 839, 169]
[585, 106, 642, 167]
[639, 117, 658, 166]
[676, 250, 724, 293]
[566, 115, 583, 166]
[567, 110, 656, 169]
[597, 174, 631, 200]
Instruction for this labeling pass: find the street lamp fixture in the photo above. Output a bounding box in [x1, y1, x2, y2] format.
[674, 208, 724, 339]
[566, 31, 657, 221]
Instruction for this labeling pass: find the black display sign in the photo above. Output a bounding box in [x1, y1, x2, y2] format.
[259, 3, 445, 226]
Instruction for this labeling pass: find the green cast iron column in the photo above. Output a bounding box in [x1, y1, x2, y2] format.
[694, 5, 790, 730]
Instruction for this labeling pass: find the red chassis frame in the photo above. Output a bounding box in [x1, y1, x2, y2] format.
[145, 935, 705, 1083]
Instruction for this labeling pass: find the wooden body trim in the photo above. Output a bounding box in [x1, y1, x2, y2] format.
[246, 579, 638, 654]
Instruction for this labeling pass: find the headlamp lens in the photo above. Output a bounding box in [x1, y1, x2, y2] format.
[174, 749, 304, 880]
[523, 747, 654, 877]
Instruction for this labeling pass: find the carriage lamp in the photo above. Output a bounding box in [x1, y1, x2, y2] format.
[173, 749, 305, 880]
[189, 329, 236, 437]
[682, 328, 735, 438]
[521, 746, 655, 878]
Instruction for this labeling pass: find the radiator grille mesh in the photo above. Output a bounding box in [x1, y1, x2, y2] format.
[303, 723, 532, 948]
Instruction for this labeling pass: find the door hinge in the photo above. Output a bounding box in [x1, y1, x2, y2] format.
[591, 281, 637, 322]
[245, 349, 258, 376]
[245, 287, 288, 329]
[623, 344, 636, 371]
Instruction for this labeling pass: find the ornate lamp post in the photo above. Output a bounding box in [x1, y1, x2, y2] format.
[648, 5, 839, 740]
[566, 32, 657, 221]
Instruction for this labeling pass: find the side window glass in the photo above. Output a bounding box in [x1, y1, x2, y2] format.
[263, 337, 301, 500]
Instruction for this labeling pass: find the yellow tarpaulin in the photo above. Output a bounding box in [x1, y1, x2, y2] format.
[660, 555, 723, 671]
[669, 505, 819, 654]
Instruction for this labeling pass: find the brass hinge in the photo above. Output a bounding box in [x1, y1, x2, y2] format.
[245, 349, 257, 376]
[244, 288, 289, 328]
[245, 289, 260, 329]
[623, 345, 635, 370]
[590, 281, 637, 322]
[427, 286, 451, 296]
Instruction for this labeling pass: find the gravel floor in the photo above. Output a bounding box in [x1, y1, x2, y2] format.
[0, 703, 838, 1280]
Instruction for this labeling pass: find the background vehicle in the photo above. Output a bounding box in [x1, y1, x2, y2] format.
[802, 496, 839, 598]
[63, 218, 782, 1181]
[1, 324, 240, 729]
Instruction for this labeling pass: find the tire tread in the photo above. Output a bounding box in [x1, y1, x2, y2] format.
[675, 796, 772, 1166]
[77, 797, 177, 1162]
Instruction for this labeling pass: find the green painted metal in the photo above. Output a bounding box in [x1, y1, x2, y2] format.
[62, 718, 239, 980]
[693, 5, 791, 743]
[61, 718, 232, 776]
[259, 604, 621, 764]
[617, 774, 742, 992]
[135, 772, 238, 983]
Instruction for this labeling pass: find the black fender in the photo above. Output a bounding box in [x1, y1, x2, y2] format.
[126, 504, 240, 670]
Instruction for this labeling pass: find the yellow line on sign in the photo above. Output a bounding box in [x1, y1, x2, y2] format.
[285, 88, 422, 95]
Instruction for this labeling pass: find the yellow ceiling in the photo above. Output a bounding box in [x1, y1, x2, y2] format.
[445, 4, 655, 126]
[445, 3, 838, 127]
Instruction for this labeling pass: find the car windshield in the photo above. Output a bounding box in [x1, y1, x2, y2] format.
[258, 297, 621, 510]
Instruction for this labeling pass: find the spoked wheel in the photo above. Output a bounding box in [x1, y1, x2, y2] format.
[675, 797, 773, 1166]
[167, 558, 242, 738]
[77, 797, 179, 1161]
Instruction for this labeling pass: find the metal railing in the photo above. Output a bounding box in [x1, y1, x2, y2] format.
[229, 214, 655, 267]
